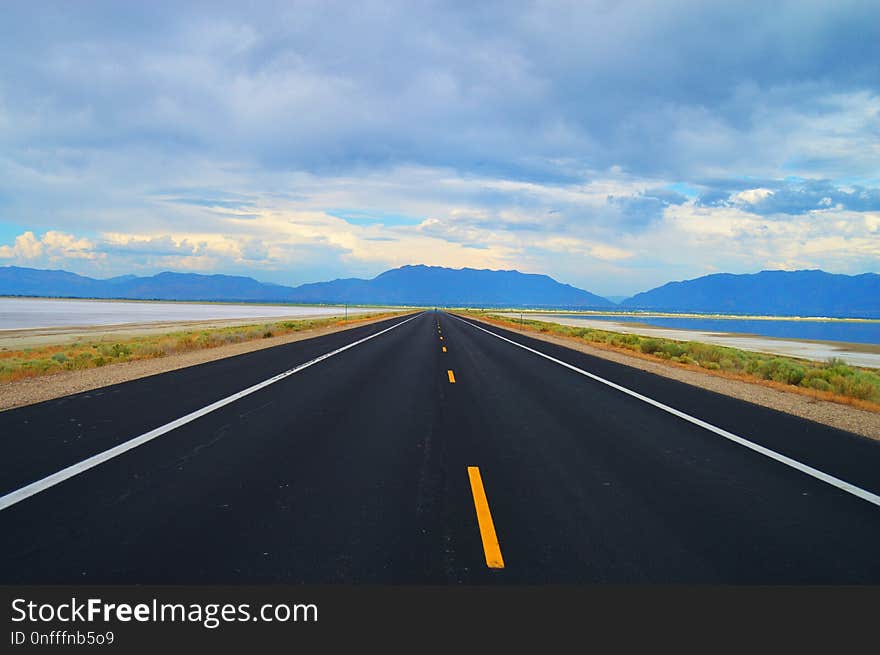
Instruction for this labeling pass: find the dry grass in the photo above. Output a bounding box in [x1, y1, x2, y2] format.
[0, 311, 405, 383]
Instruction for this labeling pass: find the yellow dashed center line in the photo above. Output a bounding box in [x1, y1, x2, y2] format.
[447, 369, 456, 383]
[467, 467, 505, 569]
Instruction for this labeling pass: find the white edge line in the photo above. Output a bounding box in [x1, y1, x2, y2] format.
[450, 313, 880, 509]
[0, 312, 423, 512]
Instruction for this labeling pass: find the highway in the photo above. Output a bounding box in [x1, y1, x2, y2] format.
[2, 310, 880, 583]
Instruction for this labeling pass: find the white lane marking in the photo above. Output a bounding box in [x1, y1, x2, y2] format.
[0, 313, 424, 512]
[450, 314, 880, 508]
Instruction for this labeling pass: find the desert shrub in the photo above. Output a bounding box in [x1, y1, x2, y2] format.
[830, 373, 880, 401]
[661, 342, 686, 358]
[807, 378, 832, 392]
[71, 352, 93, 369]
[687, 342, 725, 363]
[801, 368, 828, 384]
[783, 365, 805, 386]
[51, 353, 69, 364]
[133, 343, 164, 358]
[639, 339, 660, 354]
[702, 361, 721, 370]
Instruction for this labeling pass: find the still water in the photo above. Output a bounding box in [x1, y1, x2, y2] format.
[555, 314, 880, 345]
[0, 297, 386, 330]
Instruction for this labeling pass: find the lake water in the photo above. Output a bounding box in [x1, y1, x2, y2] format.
[554, 314, 880, 345]
[0, 297, 390, 330]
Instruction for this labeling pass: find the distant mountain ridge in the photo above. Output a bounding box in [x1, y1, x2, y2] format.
[0, 265, 614, 309]
[621, 270, 880, 318]
[3, 266, 878, 316]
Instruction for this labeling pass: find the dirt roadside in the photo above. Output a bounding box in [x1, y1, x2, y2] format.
[0, 312, 412, 412]
[460, 314, 880, 440]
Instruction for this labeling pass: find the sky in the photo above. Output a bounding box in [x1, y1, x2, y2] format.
[0, 1, 878, 297]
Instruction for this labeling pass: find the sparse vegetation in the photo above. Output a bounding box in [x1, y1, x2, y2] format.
[464, 311, 880, 410]
[0, 311, 404, 383]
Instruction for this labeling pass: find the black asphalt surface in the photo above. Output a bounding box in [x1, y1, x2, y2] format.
[2, 310, 880, 583]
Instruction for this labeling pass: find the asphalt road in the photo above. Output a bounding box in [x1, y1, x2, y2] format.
[2, 310, 880, 583]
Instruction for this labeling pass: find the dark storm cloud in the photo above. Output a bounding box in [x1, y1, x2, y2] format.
[1, 1, 877, 182]
[696, 179, 880, 214]
[608, 188, 689, 228]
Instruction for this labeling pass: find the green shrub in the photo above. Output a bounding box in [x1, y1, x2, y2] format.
[110, 343, 132, 358]
[661, 343, 686, 358]
[808, 378, 832, 392]
[640, 339, 662, 354]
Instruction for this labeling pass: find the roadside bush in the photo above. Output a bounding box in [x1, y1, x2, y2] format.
[801, 368, 828, 384]
[807, 378, 832, 392]
[661, 343, 686, 358]
[830, 374, 880, 401]
[640, 339, 662, 354]
[755, 359, 806, 385]
[687, 342, 725, 363]
[110, 343, 132, 358]
[133, 343, 164, 358]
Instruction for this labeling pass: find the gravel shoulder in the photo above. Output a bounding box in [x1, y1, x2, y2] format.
[467, 315, 880, 440]
[0, 313, 408, 412]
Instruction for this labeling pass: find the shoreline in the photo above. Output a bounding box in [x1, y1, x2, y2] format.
[0, 294, 402, 308]
[0, 314, 393, 350]
[502, 313, 880, 369]
[499, 308, 880, 323]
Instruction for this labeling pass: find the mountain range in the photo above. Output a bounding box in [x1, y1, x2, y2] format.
[0, 265, 614, 309]
[1, 265, 878, 317]
[620, 269, 880, 317]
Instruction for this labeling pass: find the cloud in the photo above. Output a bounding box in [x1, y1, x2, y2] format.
[0, 1, 878, 295]
[0, 230, 96, 262]
[98, 235, 203, 257]
[608, 187, 689, 229]
[700, 179, 880, 215]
